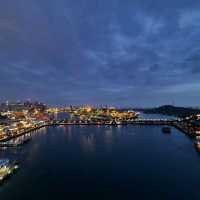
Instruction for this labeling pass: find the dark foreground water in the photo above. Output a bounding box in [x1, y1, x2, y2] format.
[0, 124, 200, 200]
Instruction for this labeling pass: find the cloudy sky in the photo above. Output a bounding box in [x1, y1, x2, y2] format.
[0, 0, 200, 106]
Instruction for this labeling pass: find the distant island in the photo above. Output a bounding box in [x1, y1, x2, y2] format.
[142, 105, 200, 118]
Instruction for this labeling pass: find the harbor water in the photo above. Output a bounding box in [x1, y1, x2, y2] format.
[0, 115, 200, 199]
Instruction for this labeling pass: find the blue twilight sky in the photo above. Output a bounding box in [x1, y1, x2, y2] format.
[0, 0, 200, 107]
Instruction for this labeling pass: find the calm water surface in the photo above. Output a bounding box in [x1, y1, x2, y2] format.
[0, 122, 200, 199]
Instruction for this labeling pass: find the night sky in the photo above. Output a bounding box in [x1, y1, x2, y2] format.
[0, 0, 200, 107]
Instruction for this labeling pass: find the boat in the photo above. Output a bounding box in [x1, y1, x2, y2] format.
[162, 126, 171, 134]
[0, 159, 19, 184]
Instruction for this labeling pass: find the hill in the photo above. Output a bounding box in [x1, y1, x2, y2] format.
[143, 105, 200, 118]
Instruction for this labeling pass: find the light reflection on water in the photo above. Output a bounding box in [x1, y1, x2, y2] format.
[1, 124, 200, 200]
[80, 133, 95, 153]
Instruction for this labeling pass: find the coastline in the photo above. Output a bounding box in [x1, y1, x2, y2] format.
[1, 119, 193, 143]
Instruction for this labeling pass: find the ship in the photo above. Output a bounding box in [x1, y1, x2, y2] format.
[0, 159, 19, 183]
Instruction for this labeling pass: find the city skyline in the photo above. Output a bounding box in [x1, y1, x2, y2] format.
[0, 0, 200, 106]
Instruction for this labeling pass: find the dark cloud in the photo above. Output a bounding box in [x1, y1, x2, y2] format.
[0, 0, 200, 106]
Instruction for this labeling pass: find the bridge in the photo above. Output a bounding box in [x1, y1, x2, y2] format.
[52, 119, 193, 136]
[52, 118, 176, 126]
[128, 119, 175, 125]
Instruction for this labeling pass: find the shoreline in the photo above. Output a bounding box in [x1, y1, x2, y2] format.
[1, 119, 193, 143]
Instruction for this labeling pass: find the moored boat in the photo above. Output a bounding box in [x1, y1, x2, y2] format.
[0, 159, 19, 184]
